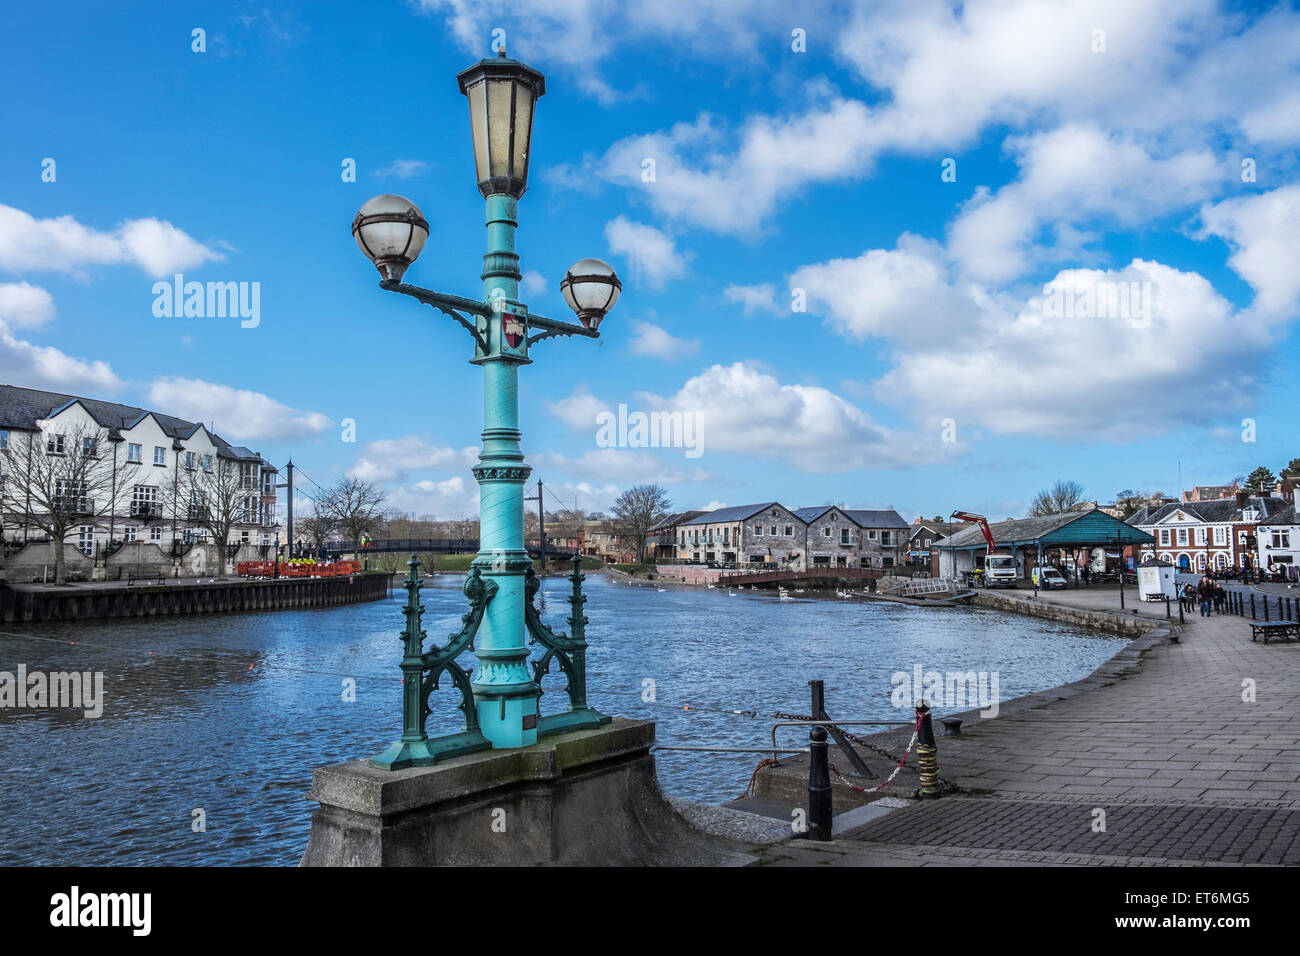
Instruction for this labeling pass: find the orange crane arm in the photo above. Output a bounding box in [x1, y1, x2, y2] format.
[950, 510, 996, 550]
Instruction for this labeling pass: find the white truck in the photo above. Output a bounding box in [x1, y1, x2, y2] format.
[952, 511, 1019, 588]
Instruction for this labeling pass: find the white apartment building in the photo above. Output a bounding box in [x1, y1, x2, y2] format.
[0, 384, 278, 560]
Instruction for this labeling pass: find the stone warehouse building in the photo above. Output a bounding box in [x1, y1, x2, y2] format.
[670, 502, 908, 570]
[0, 384, 278, 581]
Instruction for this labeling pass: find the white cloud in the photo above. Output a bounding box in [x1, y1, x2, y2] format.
[348, 435, 478, 483]
[0, 282, 55, 328]
[521, 269, 548, 299]
[374, 159, 430, 179]
[603, 216, 688, 288]
[631, 361, 947, 472]
[546, 386, 607, 430]
[875, 259, 1266, 440]
[0, 204, 222, 278]
[724, 283, 779, 316]
[0, 320, 122, 394]
[1196, 185, 1300, 319]
[946, 125, 1221, 282]
[145, 377, 332, 442]
[788, 233, 977, 346]
[383, 476, 480, 519]
[534, 448, 715, 485]
[628, 320, 699, 360]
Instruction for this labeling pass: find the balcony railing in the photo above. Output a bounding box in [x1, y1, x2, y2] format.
[188, 505, 209, 520]
[130, 501, 163, 519]
[53, 496, 94, 514]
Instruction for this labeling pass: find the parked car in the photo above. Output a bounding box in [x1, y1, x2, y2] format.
[1032, 565, 1067, 589]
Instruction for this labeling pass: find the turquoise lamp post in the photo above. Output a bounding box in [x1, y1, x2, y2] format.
[354, 49, 619, 761]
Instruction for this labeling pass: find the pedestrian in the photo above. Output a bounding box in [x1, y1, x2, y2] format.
[1197, 575, 1214, 617]
[1213, 582, 1226, 614]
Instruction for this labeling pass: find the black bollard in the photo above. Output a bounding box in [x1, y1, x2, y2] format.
[1251, 594, 1257, 620]
[808, 725, 832, 841]
[916, 703, 940, 799]
[1178, 600, 1184, 624]
[941, 717, 963, 737]
[1265, 597, 1270, 621]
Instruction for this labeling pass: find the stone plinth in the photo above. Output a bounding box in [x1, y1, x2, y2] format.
[300, 717, 752, 866]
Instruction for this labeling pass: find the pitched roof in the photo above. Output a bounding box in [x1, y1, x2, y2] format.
[911, 520, 962, 538]
[1258, 503, 1297, 526]
[1137, 497, 1290, 525]
[0, 383, 273, 467]
[843, 509, 909, 529]
[648, 510, 706, 532]
[681, 502, 787, 525]
[939, 508, 1154, 549]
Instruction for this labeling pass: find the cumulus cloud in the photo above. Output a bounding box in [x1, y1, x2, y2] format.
[628, 321, 699, 360]
[629, 362, 950, 472]
[1196, 185, 1300, 319]
[383, 476, 480, 519]
[533, 448, 715, 485]
[0, 204, 222, 277]
[603, 216, 688, 288]
[0, 320, 122, 394]
[874, 259, 1262, 440]
[348, 435, 478, 483]
[0, 282, 56, 328]
[146, 377, 332, 442]
[546, 386, 608, 430]
[946, 125, 1221, 282]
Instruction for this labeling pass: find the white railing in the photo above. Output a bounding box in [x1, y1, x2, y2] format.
[900, 577, 963, 596]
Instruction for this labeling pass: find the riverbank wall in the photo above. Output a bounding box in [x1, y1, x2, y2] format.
[970, 589, 1157, 637]
[0, 573, 393, 623]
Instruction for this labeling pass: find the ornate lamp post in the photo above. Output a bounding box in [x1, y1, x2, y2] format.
[355, 49, 618, 764]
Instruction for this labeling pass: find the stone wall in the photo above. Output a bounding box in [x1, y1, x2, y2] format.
[3, 540, 274, 583]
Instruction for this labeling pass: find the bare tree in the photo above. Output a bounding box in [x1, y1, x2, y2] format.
[610, 484, 672, 564]
[0, 424, 139, 584]
[326, 477, 387, 554]
[1028, 479, 1088, 517]
[176, 455, 254, 577]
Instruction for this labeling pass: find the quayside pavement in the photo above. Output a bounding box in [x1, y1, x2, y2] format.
[744, 587, 1300, 866]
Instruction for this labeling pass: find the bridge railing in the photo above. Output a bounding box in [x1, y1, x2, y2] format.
[323, 538, 578, 557]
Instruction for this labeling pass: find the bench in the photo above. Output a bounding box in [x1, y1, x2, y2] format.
[1250, 621, 1300, 644]
[126, 572, 167, 586]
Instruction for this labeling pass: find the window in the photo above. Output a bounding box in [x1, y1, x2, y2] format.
[881, 532, 892, 546]
[154, 446, 166, 465]
[1194, 527, 1206, 545]
[924, 538, 932, 547]
[77, 525, 94, 556]
[203, 455, 213, 472]
[868, 529, 876, 539]
[784, 525, 793, 536]
[840, 528, 851, 544]
[1273, 531, 1292, 549]
[1214, 527, 1226, 546]
[1176, 529, 1188, 546]
[769, 526, 776, 535]
[0, 430, 7, 449]
[185, 451, 196, 470]
[47, 434, 66, 454]
[83, 437, 98, 457]
[754, 525, 763, 536]
[150, 527, 162, 542]
[124, 526, 137, 543]
[823, 526, 832, 537]
[882, 555, 894, 567]
[1159, 529, 1170, 546]
[127, 443, 142, 462]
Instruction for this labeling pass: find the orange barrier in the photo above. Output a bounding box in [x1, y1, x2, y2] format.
[237, 559, 365, 578]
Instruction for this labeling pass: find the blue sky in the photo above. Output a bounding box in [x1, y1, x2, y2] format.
[2, 0, 1297, 523]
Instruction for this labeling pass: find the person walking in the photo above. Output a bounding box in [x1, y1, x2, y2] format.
[1197, 574, 1214, 617]
[1213, 581, 1226, 614]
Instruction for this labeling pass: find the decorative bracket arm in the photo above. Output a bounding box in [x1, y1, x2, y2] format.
[379, 280, 491, 353]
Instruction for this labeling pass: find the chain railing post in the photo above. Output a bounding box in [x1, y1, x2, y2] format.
[916, 702, 941, 799]
[808, 725, 832, 841]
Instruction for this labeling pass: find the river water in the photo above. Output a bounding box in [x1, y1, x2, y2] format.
[0, 574, 1126, 865]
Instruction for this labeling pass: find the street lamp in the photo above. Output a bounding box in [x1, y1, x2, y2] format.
[356, 48, 619, 766]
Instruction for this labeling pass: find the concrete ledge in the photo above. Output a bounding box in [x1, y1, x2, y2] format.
[301, 718, 755, 866]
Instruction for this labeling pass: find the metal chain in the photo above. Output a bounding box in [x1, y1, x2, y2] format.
[828, 715, 921, 794]
[773, 712, 909, 762]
